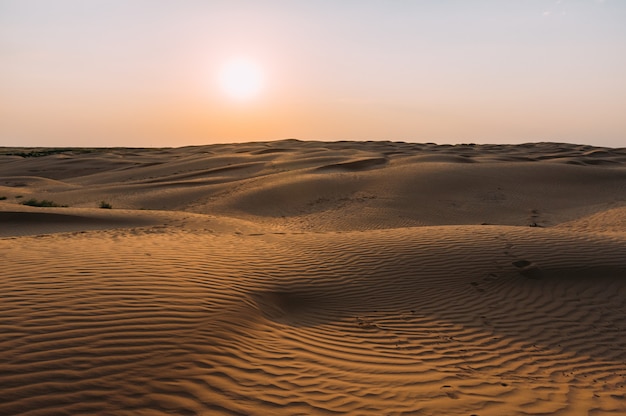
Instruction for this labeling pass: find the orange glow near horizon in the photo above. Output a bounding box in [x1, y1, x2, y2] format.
[0, 1, 625, 148]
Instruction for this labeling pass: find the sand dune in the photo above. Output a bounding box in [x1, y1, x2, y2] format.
[1, 140, 625, 415]
[0, 209, 160, 237]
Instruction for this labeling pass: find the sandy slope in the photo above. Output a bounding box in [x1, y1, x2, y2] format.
[1, 141, 625, 415]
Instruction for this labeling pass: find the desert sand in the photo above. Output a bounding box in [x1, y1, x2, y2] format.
[1, 140, 625, 415]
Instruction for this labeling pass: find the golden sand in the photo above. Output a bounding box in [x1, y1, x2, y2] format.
[1, 140, 625, 415]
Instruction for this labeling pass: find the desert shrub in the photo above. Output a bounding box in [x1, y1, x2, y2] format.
[0, 196, 6, 200]
[21, 198, 66, 207]
[1, 148, 96, 158]
[99, 201, 112, 209]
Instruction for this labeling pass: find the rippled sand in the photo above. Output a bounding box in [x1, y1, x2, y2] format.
[1, 140, 625, 415]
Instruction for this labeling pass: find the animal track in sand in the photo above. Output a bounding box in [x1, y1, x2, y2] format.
[512, 259, 544, 279]
[441, 385, 459, 399]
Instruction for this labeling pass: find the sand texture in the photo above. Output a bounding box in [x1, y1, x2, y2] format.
[1, 140, 626, 415]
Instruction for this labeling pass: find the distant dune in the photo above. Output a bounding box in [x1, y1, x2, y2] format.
[1, 140, 625, 415]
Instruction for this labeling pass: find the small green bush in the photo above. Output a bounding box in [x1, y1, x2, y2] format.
[21, 198, 66, 207]
[99, 201, 112, 209]
[2, 148, 95, 158]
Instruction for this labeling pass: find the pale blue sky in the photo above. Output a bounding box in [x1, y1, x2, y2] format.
[1, 0, 625, 147]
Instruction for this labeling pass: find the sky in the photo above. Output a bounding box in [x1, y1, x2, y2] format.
[1, 0, 625, 148]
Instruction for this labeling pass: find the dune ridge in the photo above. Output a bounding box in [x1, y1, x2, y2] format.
[1, 140, 625, 415]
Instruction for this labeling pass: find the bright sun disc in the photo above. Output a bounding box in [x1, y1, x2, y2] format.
[218, 58, 264, 100]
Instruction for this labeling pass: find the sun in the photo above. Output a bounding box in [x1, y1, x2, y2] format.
[218, 58, 264, 101]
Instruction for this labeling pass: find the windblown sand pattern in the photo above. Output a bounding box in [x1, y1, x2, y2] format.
[1, 141, 625, 415]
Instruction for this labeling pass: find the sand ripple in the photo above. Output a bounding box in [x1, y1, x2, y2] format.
[2, 141, 625, 414]
[1, 226, 625, 415]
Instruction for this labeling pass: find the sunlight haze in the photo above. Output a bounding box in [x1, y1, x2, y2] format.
[1, 0, 625, 147]
[218, 58, 265, 101]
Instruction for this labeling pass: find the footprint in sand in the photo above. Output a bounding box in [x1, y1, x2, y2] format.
[529, 208, 547, 227]
[512, 259, 544, 279]
[356, 316, 380, 330]
[441, 385, 459, 399]
[470, 281, 485, 292]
